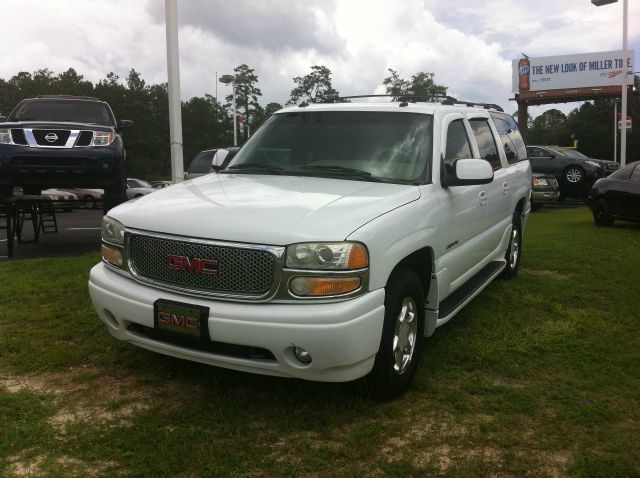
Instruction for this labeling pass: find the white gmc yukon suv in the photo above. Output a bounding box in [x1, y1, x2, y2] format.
[89, 100, 531, 399]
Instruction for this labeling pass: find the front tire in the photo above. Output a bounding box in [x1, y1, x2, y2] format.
[365, 269, 425, 400]
[592, 199, 614, 226]
[563, 166, 585, 185]
[501, 210, 522, 279]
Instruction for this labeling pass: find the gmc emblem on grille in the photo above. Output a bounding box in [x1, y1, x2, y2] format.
[165, 255, 218, 275]
[158, 311, 199, 330]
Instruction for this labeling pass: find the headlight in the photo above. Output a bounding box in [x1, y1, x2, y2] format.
[585, 160, 601, 169]
[92, 131, 115, 146]
[0, 128, 12, 144]
[101, 216, 125, 245]
[285, 242, 368, 270]
[533, 178, 549, 186]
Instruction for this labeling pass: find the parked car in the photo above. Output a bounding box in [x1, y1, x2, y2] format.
[185, 147, 239, 180]
[526, 145, 602, 198]
[589, 161, 640, 226]
[126, 178, 155, 200]
[530, 173, 560, 211]
[41, 188, 78, 212]
[554, 148, 619, 176]
[62, 188, 104, 209]
[0, 95, 134, 212]
[89, 100, 532, 399]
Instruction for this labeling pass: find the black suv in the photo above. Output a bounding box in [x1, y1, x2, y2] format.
[0, 95, 133, 210]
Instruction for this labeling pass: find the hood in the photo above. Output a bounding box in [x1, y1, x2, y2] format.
[1, 121, 114, 131]
[110, 173, 420, 245]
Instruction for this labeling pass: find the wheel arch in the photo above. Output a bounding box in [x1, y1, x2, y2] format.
[386, 247, 434, 302]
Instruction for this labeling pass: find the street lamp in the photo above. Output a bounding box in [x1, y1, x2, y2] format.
[219, 74, 245, 146]
[592, 0, 629, 166]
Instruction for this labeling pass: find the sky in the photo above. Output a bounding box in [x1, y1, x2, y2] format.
[3, 0, 639, 117]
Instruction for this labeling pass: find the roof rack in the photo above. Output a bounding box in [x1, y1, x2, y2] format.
[36, 95, 100, 101]
[440, 97, 504, 112]
[327, 94, 504, 112]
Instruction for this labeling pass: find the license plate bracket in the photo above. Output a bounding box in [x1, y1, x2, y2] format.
[153, 299, 210, 342]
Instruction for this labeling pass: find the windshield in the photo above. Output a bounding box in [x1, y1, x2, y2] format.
[128, 179, 152, 188]
[8, 99, 115, 126]
[188, 151, 215, 174]
[223, 111, 432, 183]
[550, 148, 588, 159]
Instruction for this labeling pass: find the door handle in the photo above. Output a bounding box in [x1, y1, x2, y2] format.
[502, 182, 510, 195]
[479, 191, 487, 205]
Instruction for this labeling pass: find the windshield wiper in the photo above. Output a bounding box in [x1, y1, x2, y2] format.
[301, 165, 382, 182]
[225, 163, 284, 174]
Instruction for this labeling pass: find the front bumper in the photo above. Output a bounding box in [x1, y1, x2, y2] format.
[0, 143, 123, 188]
[88, 263, 385, 382]
[532, 189, 560, 204]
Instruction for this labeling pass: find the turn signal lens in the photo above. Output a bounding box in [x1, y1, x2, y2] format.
[290, 276, 361, 297]
[102, 243, 123, 268]
[347, 244, 368, 269]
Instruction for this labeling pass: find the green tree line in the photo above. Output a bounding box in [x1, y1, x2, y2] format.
[1, 67, 636, 181]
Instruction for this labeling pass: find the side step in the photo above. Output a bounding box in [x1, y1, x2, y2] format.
[436, 260, 505, 327]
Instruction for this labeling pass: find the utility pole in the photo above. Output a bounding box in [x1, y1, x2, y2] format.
[620, 0, 628, 167]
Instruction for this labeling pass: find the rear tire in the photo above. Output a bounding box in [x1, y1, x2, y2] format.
[501, 210, 522, 280]
[592, 199, 614, 226]
[83, 195, 96, 209]
[364, 269, 425, 401]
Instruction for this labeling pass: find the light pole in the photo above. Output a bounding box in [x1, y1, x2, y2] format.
[165, 0, 184, 182]
[592, 0, 629, 166]
[219, 74, 245, 146]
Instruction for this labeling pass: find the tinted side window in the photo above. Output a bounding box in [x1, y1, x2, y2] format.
[189, 151, 215, 174]
[527, 147, 549, 158]
[493, 117, 519, 164]
[469, 119, 501, 170]
[490, 112, 526, 164]
[444, 120, 472, 171]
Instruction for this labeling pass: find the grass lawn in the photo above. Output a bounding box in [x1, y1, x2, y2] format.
[1, 206, 639, 477]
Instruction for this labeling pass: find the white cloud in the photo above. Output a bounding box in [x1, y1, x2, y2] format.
[1, 0, 638, 117]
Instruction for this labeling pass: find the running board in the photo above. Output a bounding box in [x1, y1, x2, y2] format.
[435, 260, 505, 328]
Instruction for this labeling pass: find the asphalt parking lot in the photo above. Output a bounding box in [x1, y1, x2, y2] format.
[1, 199, 587, 261]
[1, 207, 103, 260]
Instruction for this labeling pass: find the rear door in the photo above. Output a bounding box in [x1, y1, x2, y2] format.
[435, 114, 489, 284]
[468, 116, 512, 256]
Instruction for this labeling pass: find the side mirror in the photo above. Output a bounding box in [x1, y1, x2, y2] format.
[0, 116, 6, 123]
[116, 120, 135, 132]
[211, 149, 230, 171]
[442, 158, 494, 187]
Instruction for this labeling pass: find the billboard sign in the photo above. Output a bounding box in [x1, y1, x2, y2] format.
[512, 50, 634, 93]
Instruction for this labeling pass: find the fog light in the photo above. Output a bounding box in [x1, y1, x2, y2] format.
[294, 346, 312, 364]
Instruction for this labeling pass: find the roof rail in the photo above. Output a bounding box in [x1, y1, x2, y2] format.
[440, 97, 504, 112]
[36, 95, 100, 101]
[334, 94, 458, 103]
[328, 94, 504, 112]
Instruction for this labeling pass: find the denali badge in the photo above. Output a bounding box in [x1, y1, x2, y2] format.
[45, 133, 59, 143]
[166, 255, 218, 275]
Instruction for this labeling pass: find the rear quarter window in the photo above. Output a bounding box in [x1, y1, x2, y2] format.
[490, 112, 527, 165]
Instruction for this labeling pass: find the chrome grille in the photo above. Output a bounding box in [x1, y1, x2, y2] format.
[128, 234, 275, 296]
[33, 129, 70, 146]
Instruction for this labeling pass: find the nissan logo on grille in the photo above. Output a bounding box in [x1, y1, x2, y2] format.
[44, 132, 59, 143]
[166, 255, 218, 275]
